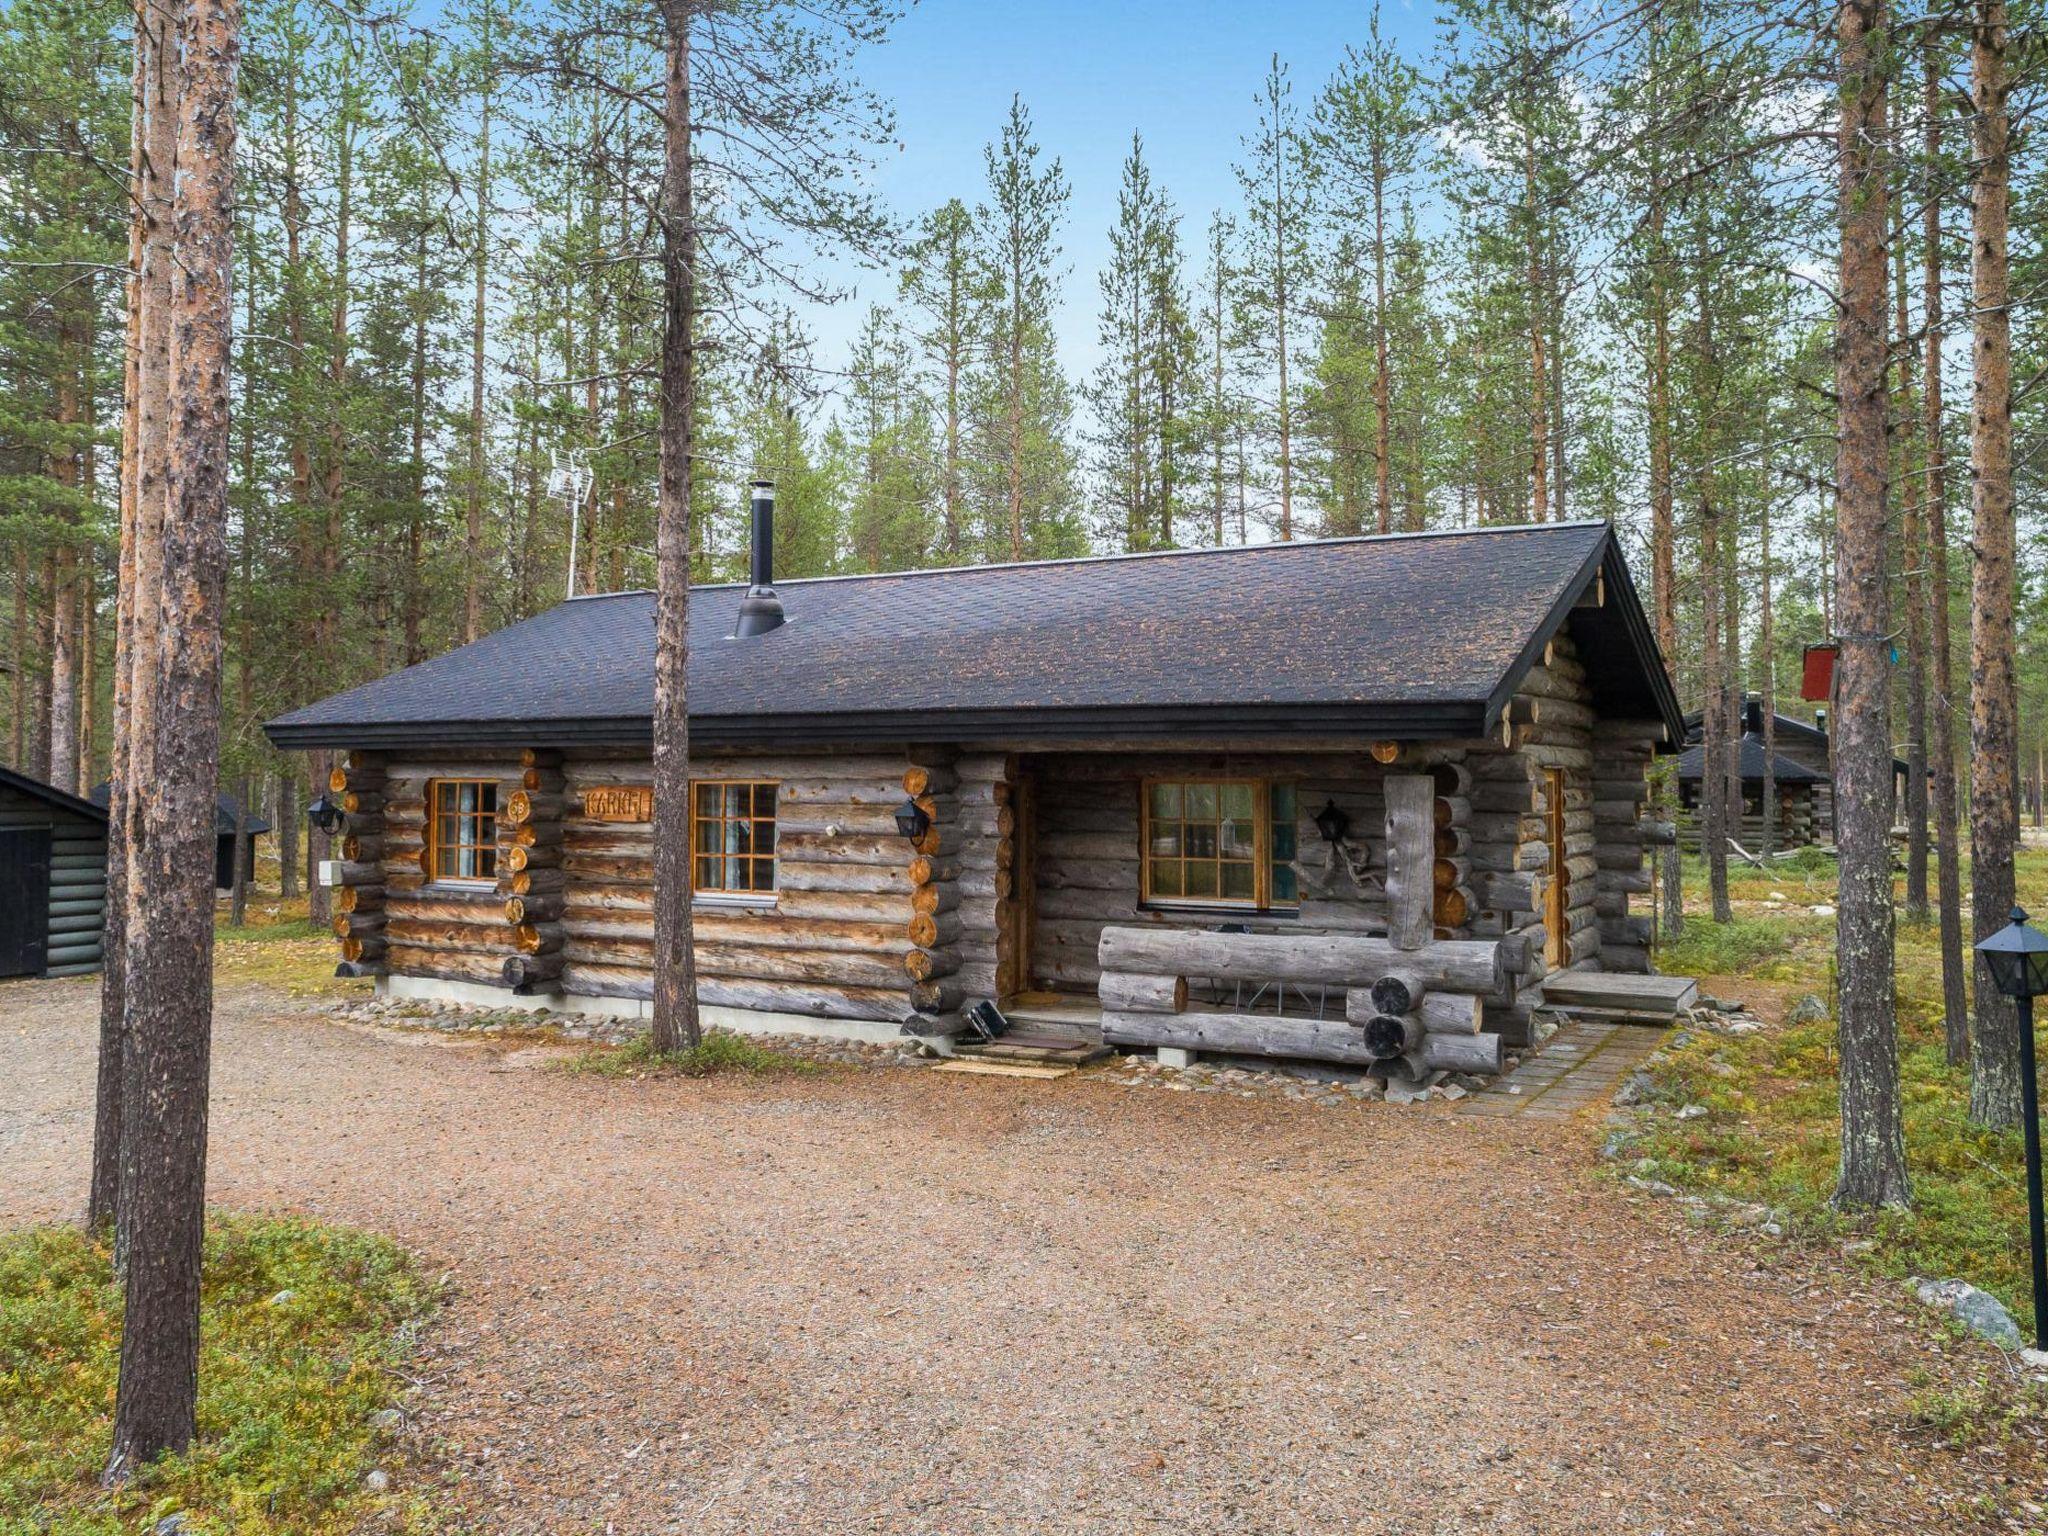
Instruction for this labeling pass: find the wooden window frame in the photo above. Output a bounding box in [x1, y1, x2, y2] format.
[691, 780, 779, 906]
[426, 778, 499, 887]
[1140, 777, 1299, 914]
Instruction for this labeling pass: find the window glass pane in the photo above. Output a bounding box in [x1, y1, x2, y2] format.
[1185, 823, 1217, 860]
[1148, 825, 1181, 858]
[757, 820, 776, 853]
[695, 854, 719, 888]
[1185, 862, 1218, 897]
[1149, 783, 1181, 819]
[1221, 818, 1257, 858]
[1221, 782, 1255, 819]
[1272, 865, 1298, 903]
[1221, 861, 1255, 899]
[1150, 860, 1181, 897]
[1270, 783, 1296, 822]
[1185, 783, 1218, 820]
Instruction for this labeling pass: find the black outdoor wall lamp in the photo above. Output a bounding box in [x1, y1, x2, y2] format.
[1977, 905, 2048, 1351]
[306, 793, 347, 837]
[1314, 799, 1350, 845]
[894, 797, 932, 845]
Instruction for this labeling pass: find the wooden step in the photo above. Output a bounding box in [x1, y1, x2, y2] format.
[931, 1058, 1076, 1080]
[1538, 970, 1698, 1021]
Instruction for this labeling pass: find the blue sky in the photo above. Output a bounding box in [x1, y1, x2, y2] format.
[813, 0, 1445, 386]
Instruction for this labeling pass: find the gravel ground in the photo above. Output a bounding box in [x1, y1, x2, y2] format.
[1, 974, 2029, 1535]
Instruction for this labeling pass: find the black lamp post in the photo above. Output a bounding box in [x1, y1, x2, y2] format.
[1977, 905, 2048, 1351]
[306, 793, 347, 838]
[893, 797, 932, 846]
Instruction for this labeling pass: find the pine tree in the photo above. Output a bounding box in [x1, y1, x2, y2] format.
[1233, 55, 1312, 540]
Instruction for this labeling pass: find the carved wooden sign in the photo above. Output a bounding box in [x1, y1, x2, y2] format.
[581, 784, 654, 823]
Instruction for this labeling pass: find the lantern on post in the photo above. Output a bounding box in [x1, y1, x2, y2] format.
[1976, 906, 2048, 1351]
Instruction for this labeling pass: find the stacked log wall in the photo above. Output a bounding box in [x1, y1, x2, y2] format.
[377, 751, 524, 985]
[555, 751, 932, 1024]
[329, 751, 389, 975]
[0, 784, 107, 975]
[1677, 783, 1819, 851]
[943, 753, 1014, 1011]
[1026, 750, 1400, 996]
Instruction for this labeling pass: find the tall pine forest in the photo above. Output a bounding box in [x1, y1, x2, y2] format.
[2, 0, 2044, 873]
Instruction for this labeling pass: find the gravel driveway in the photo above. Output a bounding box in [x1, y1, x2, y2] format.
[0, 975, 2016, 1534]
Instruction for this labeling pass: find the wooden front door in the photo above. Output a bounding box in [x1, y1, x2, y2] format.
[1543, 767, 1568, 969]
[0, 826, 51, 979]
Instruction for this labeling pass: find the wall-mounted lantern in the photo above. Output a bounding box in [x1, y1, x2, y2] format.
[1313, 799, 1350, 845]
[894, 798, 932, 845]
[306, 794, 347, 838]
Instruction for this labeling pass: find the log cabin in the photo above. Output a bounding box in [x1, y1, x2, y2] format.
[264, 505, 1684, 1077]
[1679, 697, 1911, 846]
[0, 766, 108, 980]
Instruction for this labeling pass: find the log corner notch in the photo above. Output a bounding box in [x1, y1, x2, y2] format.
[328, 751, 389, 977]
[1591, 719, 1666, 975]
[499, 748, 566, 993]
[899, 754, 962, 1026]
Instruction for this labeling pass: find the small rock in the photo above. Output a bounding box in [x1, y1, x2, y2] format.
[363, 1468, 392, 1493]
[2020, 1347, 2048, 1376]
[1789, 994, 1829, 1025]
[1725, 1020, 1762, 1036]
[1614, 1069, 1656, 1107]
[369, 1408, 405, 1435]
[1914, 1277, 2025, 1350]
[1438, 1083, 1468, 1101]
[1626, 1175, 1679, 1198]
[267, 1289, 295, 1307]
[153, 1517, 187, 1536]
[1673, 1103, 1708, 1121]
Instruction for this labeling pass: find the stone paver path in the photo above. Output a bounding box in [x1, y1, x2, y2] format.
[1459, 1016, 1665, 1119]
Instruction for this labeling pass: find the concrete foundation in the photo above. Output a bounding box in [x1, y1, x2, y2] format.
[375, 973, 910, 1047]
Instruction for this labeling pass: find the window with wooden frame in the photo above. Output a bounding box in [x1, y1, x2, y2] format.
[692, 781, 778, 898]
[1142, 779, 1298, 911]
[427, 779, 498, 884]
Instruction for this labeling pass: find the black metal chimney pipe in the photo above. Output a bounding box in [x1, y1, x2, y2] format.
[734, 480, 785, 637]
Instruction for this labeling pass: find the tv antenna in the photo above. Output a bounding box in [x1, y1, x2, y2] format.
[548, 448, 595, 599]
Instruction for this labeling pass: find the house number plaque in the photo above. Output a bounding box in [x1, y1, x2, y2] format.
[581, 785, 654, 822]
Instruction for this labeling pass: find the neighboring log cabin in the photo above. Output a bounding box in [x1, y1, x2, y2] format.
[0, 766, 108, 980]
[265, 514, 1683, 1077]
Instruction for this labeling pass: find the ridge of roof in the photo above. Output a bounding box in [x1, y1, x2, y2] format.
[560, 519, 1612, 601]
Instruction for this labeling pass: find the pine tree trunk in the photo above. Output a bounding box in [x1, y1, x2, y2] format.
[1370, 143, 1392, 536]
[1525, 138, 1548, 524]
[108, 0, 238, 1469]
[1831, 0, 1909, 1210]
[1897, 147, 1930, 922]
[650, 2, 700, 1055]
[465, 0, 492, 643]
[1761, 503, 1778, 856]
[1967, 0, 2019, 1128]
[275, 773, 297, 900]
[229, 778, 250, 926]
[90, 25, 151, 1236]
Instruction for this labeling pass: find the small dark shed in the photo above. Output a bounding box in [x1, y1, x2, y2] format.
[0, 766, 108, 979]
[88, 783, 269, 891]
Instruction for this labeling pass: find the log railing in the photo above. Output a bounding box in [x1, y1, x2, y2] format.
[1096, 924, 1528, 1076]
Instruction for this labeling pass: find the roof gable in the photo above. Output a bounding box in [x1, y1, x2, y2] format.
[0, 765, 107, 822]
[267, 521, 1681, 749]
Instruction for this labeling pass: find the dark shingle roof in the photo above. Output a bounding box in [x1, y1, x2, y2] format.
[0, 765, 106, 822]
[87, 782, 272, 836]
[1674, 734, 1829, 784]
[266, 521, 1681, 750]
